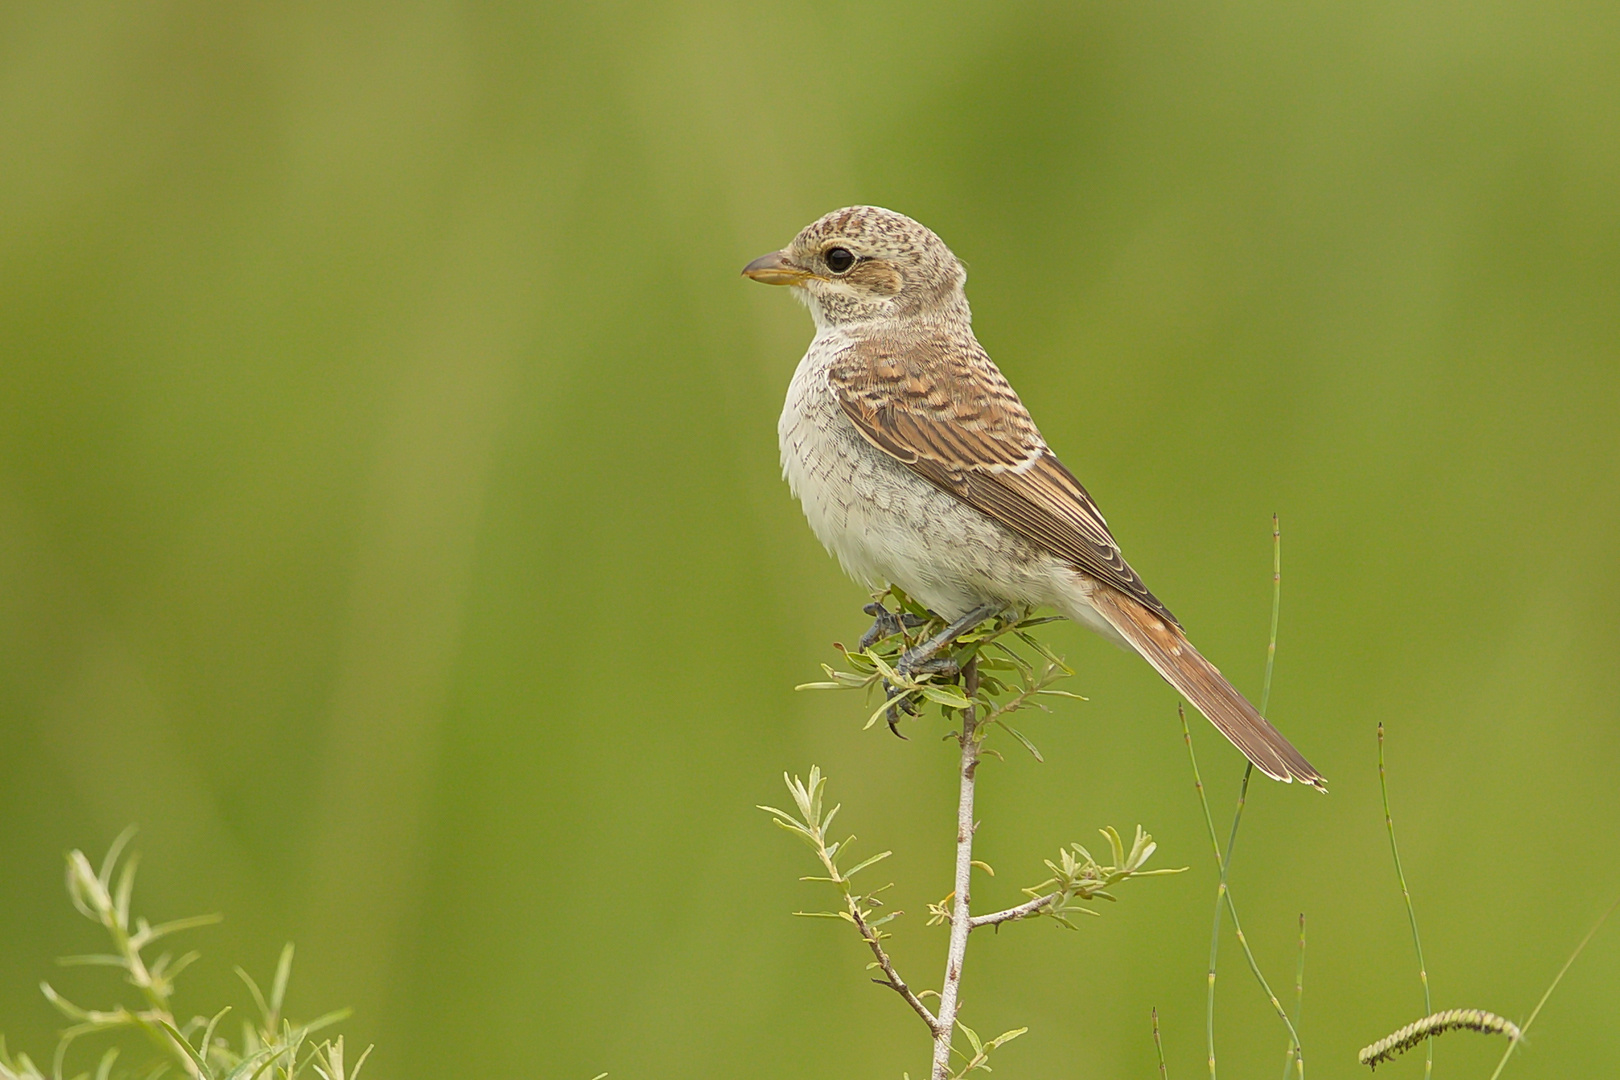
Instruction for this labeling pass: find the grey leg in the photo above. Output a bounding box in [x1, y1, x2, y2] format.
[856, 601, 926, 651]
[895, 602, 1001, 679]
[883, 602, 1001, 734]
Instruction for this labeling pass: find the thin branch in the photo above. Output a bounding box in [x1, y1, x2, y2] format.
[798, 802, 938, 1032]
[845, 890, 939, 1031]
[931, 658, 982, 1079]
[968, 891, 1060, 930]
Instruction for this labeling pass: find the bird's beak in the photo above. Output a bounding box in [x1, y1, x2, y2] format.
[742, 250, 814, 286]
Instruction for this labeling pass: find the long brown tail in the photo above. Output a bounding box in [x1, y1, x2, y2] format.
[1084, 586, 1327, 790]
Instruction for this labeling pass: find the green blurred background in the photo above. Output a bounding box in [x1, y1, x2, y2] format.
[2, 2, 1617, 1076]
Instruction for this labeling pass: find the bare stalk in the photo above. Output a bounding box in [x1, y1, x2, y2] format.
[837, 872, 938, 1030]
[969, 891, 1060, 930]
[931, 658, 982, 1080]
[1182, 709, 1305, 1077]
[1378, 723, 1432, 1080]
[1281, 912, 1306, 1079]
[1153, 1007, 1169, 1079]
[1485, 893, 1620, 1080]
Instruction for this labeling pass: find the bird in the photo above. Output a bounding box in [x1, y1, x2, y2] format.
[743, 205, 1324, 789]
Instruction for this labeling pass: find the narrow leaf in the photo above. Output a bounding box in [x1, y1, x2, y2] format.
[843, 851, 892, 878]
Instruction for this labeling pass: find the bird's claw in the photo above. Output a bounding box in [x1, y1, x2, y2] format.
[881, 654, 962, 735]
[858, 601, 927, 651]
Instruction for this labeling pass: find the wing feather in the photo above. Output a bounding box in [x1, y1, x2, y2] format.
[830, 338, 1179, 626]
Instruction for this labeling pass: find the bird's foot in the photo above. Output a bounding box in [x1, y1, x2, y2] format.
[876, 602, 1001, 736]
[857, 601, 926, 651]
[896, 652, 961, 681]
[881, 656, 962, 735]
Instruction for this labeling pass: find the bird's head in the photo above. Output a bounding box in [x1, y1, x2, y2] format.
[743, 206, 969, 330]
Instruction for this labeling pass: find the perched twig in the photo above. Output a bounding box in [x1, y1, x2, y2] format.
[930, 658, 983, 1079]
[785, 589, 1175, 1078]
[859, 907, 939, 1028]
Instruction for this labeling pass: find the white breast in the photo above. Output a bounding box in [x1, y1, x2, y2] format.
[777, 334, 886, 587]
[776, 334, 1077, 621]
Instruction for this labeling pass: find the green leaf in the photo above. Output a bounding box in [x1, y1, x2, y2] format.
[54, 955, 128, 969]
[755, 803, 802, 824]
[235, 966, 272, 1026]
[1000, 723, 1044, 763]
[219, 1045, 287, 1080]
[1015, 631, 1072, 672]
[1102, 826, 1125, 869]
[153, 1018, 211, 1075]
[112, 852, 140, 929]
[135, 912, 224, 947]
[199, 1007, 232, 1066]
[863, 696, 904, 730]
[921, 685, 973, 709]
[843, 851, 892, 878]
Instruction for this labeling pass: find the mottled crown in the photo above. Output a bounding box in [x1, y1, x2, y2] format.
[786, 206, 969, 328]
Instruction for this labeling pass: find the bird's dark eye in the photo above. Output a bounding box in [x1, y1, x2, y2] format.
[824, 247, 856, 274]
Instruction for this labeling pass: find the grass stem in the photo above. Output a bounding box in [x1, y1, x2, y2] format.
[1378, 723, 1431, 1080]
[1182, 712, 1305, 1077]
[1486, 893, 1620, 1080]
[1153, 1007, 1168, 1080]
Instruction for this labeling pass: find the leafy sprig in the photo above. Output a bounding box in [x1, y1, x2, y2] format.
[0, 830, 369, 1080]
[796, 586, 1083, 757]
[1019, 826, 1185, 930]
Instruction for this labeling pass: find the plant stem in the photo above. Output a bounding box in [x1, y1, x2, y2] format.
[1261, 514, 1281, 718]
[1203, 764, 1253, 1080]
[1379, 724, 1431, 1080]
[798, 787, 938, 1031]
[969, 891, 1060, 930]
[1182, 709, 1305, 1078]
[1282, 912, 1305, 1080]
[1486, 892, 1620, 1080]
[92, 879, 200, 1077]
[843, 881, 938, 1030]
[932, 657, 982, 1080]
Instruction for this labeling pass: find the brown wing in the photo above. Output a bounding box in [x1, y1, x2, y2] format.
[830, 336, 1179, 627]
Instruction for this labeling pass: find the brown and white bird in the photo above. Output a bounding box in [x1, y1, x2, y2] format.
[744, 205, 1324, 789]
